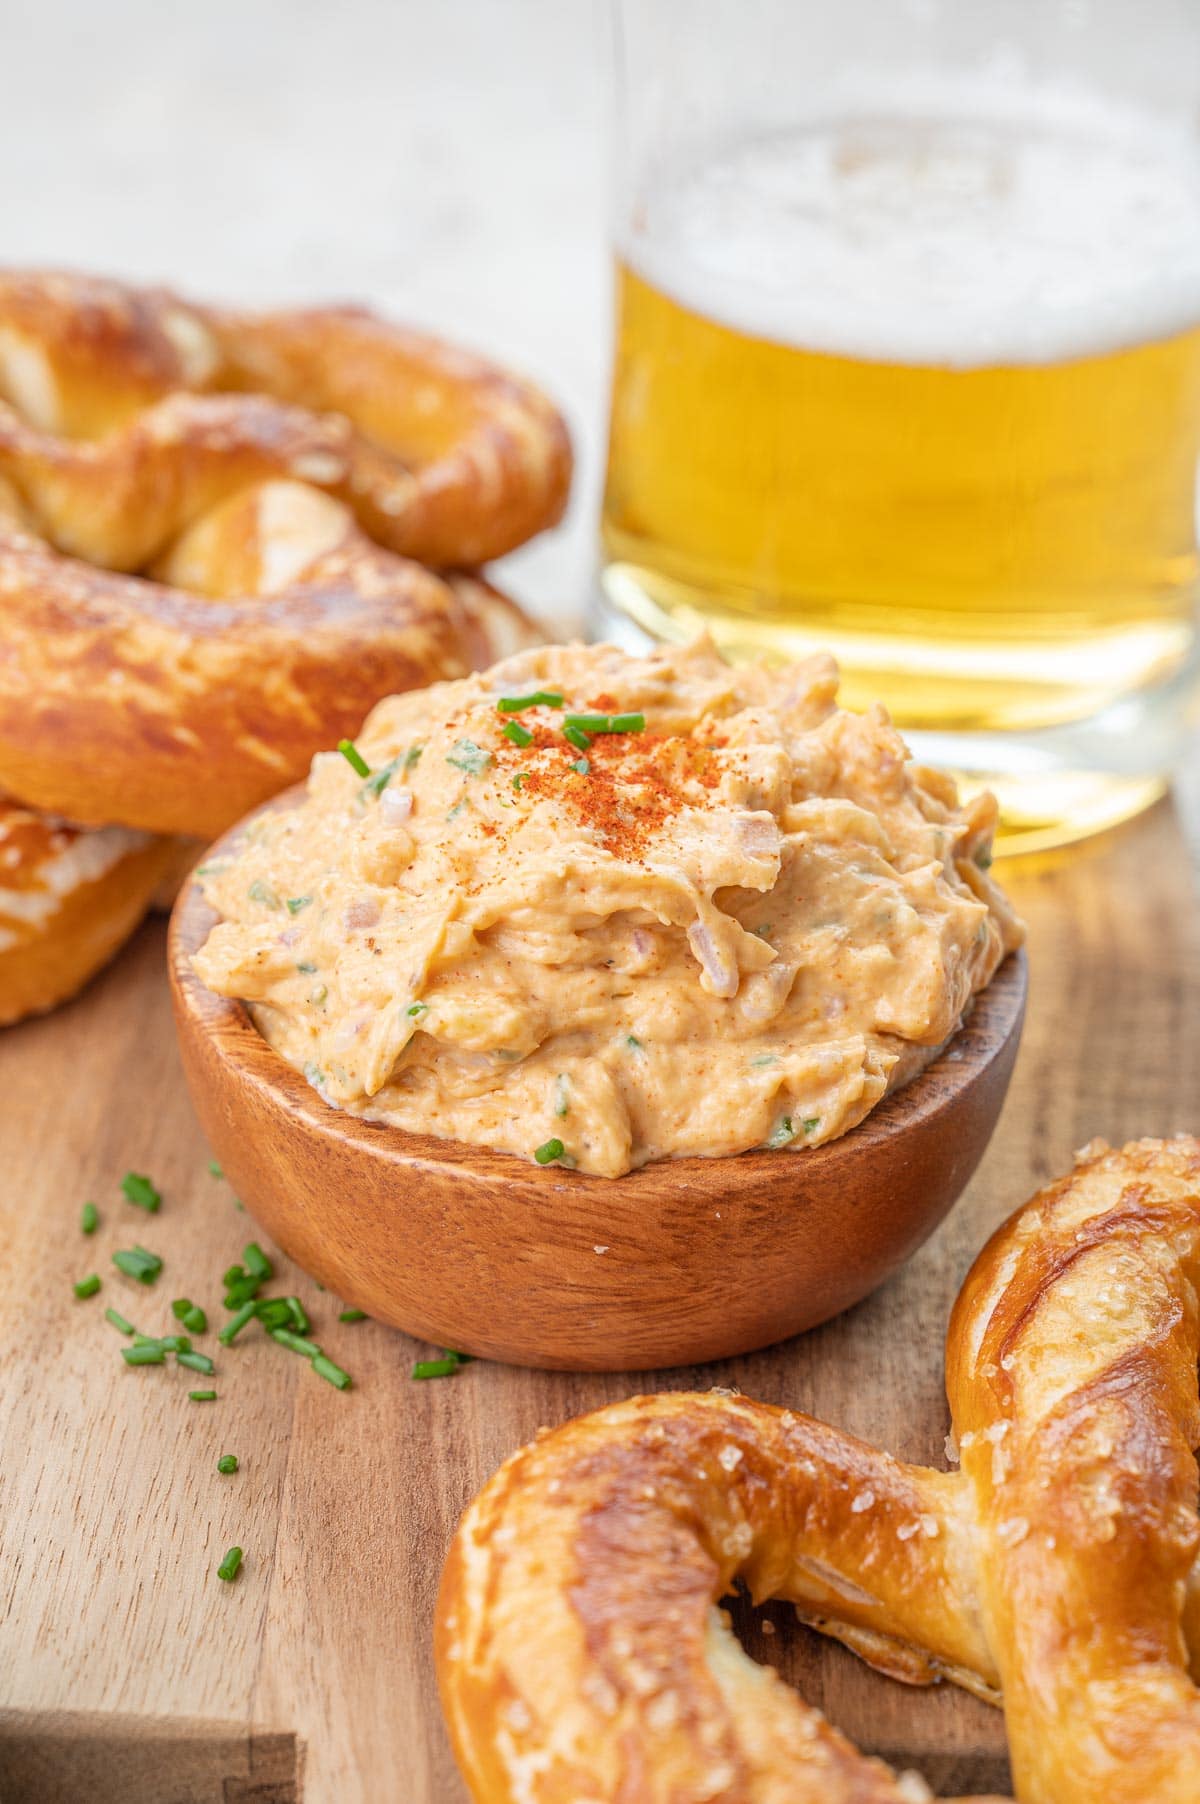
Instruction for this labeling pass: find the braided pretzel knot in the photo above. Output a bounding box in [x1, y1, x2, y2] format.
[436, 1136, 1200, 1802]
[0, 272, 567, 837]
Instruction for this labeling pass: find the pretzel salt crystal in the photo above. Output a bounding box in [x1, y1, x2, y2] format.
[436, 1136, 1200, 1802]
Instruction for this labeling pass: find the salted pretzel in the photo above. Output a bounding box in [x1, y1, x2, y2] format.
[437, 1136, 1200, 1803]
[0, 797, 178, 1024]
[0, 271, 563, 837]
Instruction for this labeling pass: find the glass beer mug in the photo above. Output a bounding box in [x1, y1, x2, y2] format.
[594, 0, 1200, 851]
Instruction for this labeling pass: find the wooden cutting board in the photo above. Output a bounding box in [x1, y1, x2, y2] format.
[1, 797, 1197, 1804]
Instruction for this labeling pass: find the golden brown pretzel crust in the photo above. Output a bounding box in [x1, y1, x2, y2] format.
[436, 1137, 1200, 1802]
[0, 271, 559, 837]
[0, 799, 176, 1024]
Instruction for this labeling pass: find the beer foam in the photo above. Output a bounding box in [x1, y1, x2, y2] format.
[625, 73, 1200, 368]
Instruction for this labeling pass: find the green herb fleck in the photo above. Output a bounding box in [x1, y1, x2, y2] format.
[570, 757, 590, 775]
[217, 1546, 243, 1582]
[243, 1242, 272, 1283]
[105, 1307, 135, 1335]
[338, 738, 371, 778]
[247, 879, 280, 909]
[750, 1054, 778, 1068]
[80, 1201, 99, 1235]
[286, 895, 312, 915]
[802, 1116, 821, 1134]
[218, 1301, 259, 1346]
[178, 1350, 215, 1376]
[563, 722, 591, 752]
[609, 712, 646, 733]
[496, 690, 563, 713]
[112, 1246, 163, 1285]
[553, 1074, 570, 1118]
[339, 1308, 367, 1323]
[189, 1390, 218, 1402]
[297, 961, 318, 975]
[411, 1356, 461, 1380]
[767, 1116, 795, 1150]
[403, 744, 423, 771]
[121, 1172, 161, 1213]
[207, 1159, 223, 1179]
[217, 1455, 239, 1475]
[975, 848, 994, 870]
[534, 1137, 566, 1166]
[362, 753, 401, 797]
[625, 1034, 644, 1052]
[122, 1343, 166, 1366]
[73, 1274, 101, 1300]
[446, 738, 491, 777]
[512, 773, 529, 791]
[312, 1353, 352, 1390]
[407, 1000, 429, 1017]
[502, 720, 533, 748]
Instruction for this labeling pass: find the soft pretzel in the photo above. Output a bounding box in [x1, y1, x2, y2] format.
[0, 797, 177, 1024]
[436, 1136, 1200, 1802]
[0, 271, 560, 838]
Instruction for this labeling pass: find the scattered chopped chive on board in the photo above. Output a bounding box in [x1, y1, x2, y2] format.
[80, 1202, 99, 1235]
[177, 1350, 215, 1376]
[217, 1455, 238, 1475]
[534, 1137, 565, 1165]
[271, 1328, 321, 1358]
[188, 1389, 217, 1402]
[105, 1307, 135, 1335]
[338, 1308, 367, 1324]
[122, 1344, 165, 1366]
[112, 1246, 163, 1285]
[312, 1354, 352, 1390]
[242, 1242, 272, 1282]
[217, 1546, 243, 1582]
[218, 1301, 259, 1345]
[182, 1305, 207, 1333]
[284, 1297, 310, 1333]
[73, 1274, 101, 1300]
[411, 1356, 461, 1380]
[120, 1172, 161, 1213]
[207, 1159, 224, 1178]
[337, 738, 370, 778]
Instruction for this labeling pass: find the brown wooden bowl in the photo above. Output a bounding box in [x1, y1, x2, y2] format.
[168, 813, 1026, 1371]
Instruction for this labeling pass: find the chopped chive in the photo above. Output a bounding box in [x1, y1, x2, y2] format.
[247, 879, 280, 909]
[224, 1281, 261, 1310]
[338, 1308, 367, 1323]
[445, 1349, 474, 1364]
[255, 1299, 294, 1331]
[284, 1297, 310, 1334]
[553, 1074, 570, 1118]
[177, 1350, 215, 1376]
[338, 738, 370, 778]
[767, 1116, 795, 1149]
[242, 1243, 272, 1282]
[182, 1305, 208, 1334]
[361, 753, 401, 797]
[188, 1389, 217, 1403]
[217, 1546, 243, 1582]
[73, 1274, 101, 1300]
[271, 1328, 321, 1358]
[312, 1353, 352, 1390]
[502, 719, 534, 748]
[122, 1343, 165, 1366]
[223, 1264, 246, 1288]
[609, 712, 646, 733]
[285, 895, 312, 915]
[80, 1201, 99, 1235]
[512, 772, 529, 790]
[446, 738, 491, 776]
[563, 723, 591, 752]
[217, 1454, 239, 1475]
[218, 1301, 259, 1345]
[564, 711, 645, 735]
[802, 1116, 821, 1134]
[496, 690, 563, 713]
[105, 1307, 135, 1335]
[411, 1356, 460, 1380]
[403, 744, 423, 771]
[406, 1000, 428, 1017]
[534, 1137, 565, 1166]
[570, 757, 590, 776]
[112, 1246, 163, 1285]
[626, 1034, 644, 1051]
[207, 1159, 224, 1179]
[121, 1172, 161, 1213]
[296, 961, 318, 975]
[171, 1297, 192, 1320]
[160, 1335, 191, 1354]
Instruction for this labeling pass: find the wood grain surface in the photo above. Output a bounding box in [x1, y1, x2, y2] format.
[0, 795, 1197, 1803]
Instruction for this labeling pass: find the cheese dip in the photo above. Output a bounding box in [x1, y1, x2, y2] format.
[193, 638, 1023, 1176]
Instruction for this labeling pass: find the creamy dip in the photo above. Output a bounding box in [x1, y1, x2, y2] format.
[193, 639, 1023, 1176]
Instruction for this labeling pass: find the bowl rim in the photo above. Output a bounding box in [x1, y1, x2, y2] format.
[169, 795, 1027, 1197]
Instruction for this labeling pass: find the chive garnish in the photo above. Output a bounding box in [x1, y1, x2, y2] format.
[224, 1280, 261, 1310]
[223, 1264, 246, 1288]
[178, 1350, 215, 1376]
[73, 1274, 101, 1299]
[105, 1307, 135, 1335]
[564, 712, 645, 735]
[407, 1000, 428, 1017]
[563, 723, 591, 752]
[183, 1305, 208, 1334]
[171, 1298, 192, 1320]
[512, 772, 528, 791]
[218, 1301, 259, 1345]
[112, 1246, 163, 1285]
[610, 712, 646, 733]
[802, 1116, 821, 1134]
[570, 758, 590, 775]
[553, 1075, 570, 1118]
[217, 1455, 239, 1475]
[122, 1343, 165, 1366]
[247, 879, 280, 909]
[767, 1116, 795, 1149]
[496, 690, 563, 713]
[81, 1201, 99, 1235]
[188, 1389, 217, 1402]
[338, 738, 371, 778]
[312, 1354, 352, 1390]
[243, 1243, 272, 1282]
[217, 1546, 243, 1581]
[339, 1308, 367, 1323]
[534, 1137, 565, 1165]
[271, 1328, 321, 1358]
[284, 1297, 310, 1333]
[285, 895, 312, 915]
[411, 1356, 460, 1380]
[446, 738, 491, 776]
[207, 1159, 224, 1179]
[502, 720, 533, 748]
[255, 1299, 293, 1331]
[121, 1172, 161, 1213]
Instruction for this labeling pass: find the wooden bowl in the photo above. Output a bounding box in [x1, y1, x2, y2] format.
[169, 822, 1026, 1371]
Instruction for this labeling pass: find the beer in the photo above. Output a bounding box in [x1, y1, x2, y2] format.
[598, 92, 1200, 847]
